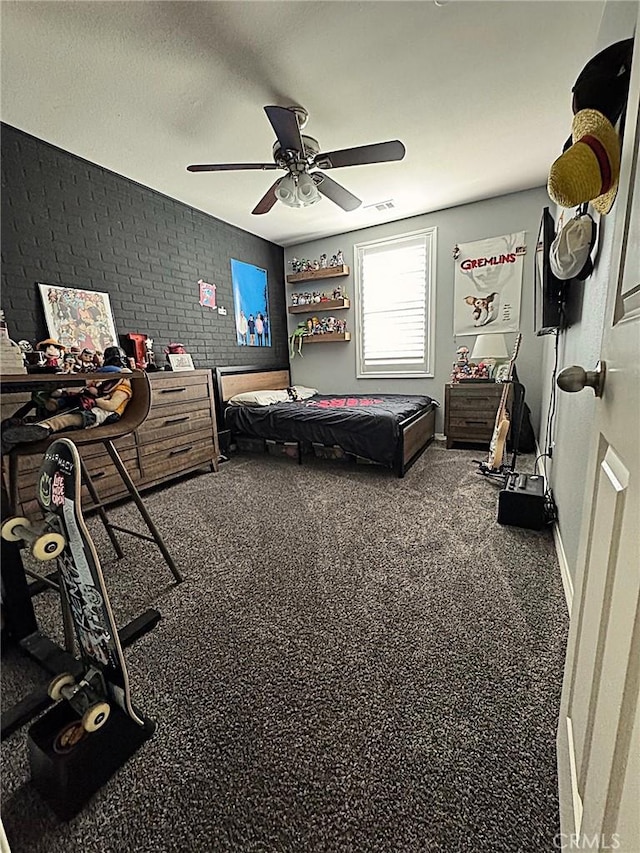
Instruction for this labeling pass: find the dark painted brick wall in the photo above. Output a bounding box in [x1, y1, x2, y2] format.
[1, 123, 287, 369]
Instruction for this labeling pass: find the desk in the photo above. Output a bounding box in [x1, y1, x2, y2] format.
[1, 371, 161, 739]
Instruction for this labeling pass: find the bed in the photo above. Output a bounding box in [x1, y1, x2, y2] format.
[214, 366, 438, 478]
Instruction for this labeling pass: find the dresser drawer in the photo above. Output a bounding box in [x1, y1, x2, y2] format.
[138, 427, 213, 459]
[14, 446, 139, 491]
[138, 403, 213, 444]
[150, 373, 211, 408]
[140, 438, 215, 482]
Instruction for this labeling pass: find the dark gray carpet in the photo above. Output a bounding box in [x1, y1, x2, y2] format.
[1, 443, 568, 852]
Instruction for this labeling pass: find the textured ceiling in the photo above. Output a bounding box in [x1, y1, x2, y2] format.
[1, 1, 604, 246]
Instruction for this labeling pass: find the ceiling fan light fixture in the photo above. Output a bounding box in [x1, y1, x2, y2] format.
[296, 172, 321, 206]
[275, 174, 299, 207]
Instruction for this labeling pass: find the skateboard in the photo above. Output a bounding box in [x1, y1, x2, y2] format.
[2, 438, 148, 737]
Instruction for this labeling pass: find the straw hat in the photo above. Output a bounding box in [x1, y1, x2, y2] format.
[548, 109, 620, 215]
[36, 338, 65, 352]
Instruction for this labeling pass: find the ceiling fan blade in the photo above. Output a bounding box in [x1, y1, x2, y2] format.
[251, 179, 280, 215]
[315, 140, 406, 170]
[264, 105, 303, 152]
[312, 173, 361, 211]
[187, 163, 278, 172]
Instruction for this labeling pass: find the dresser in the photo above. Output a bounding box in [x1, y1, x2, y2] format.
[444, 382, 511, 449]
[2, 369, 219, 516]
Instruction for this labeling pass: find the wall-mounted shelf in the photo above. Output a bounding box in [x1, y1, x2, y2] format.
[288, 298, 350, 314]
[303, 332, 351, 344]
[286, 265, 349, 284]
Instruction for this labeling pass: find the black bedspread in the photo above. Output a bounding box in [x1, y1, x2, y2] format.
[225, 393, 438, 466]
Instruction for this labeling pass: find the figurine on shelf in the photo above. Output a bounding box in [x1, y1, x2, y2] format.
[289, 322, 307, 359]
[336, 250, 344, 266]
[78, 348, 97, 372]
[333, 286, 342, 300]
[470, 361, 490, 380]
[329, 255, 337, 267]
[312, 259, 320, 271]
[36, 338, 65, 370]
[68, 346, 82, 369]
[144, 338, 158, 371]
[289, 257, 302, 274]
[62, 353, 77, 373]
[451, 346, 470, 383]
[18, 340, 34, 369]
[291, 293, 299, 306]
[320, 254, 327, 269]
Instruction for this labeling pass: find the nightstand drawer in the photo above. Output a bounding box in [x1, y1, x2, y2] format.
[448, 415, 496, 430]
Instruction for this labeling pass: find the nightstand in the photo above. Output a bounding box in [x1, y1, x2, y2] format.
[444, 382, 512, 449]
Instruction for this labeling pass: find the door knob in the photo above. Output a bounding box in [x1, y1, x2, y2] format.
[557, 361, 606, 397]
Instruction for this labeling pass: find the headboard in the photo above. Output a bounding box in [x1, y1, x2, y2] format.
[214, 365, 292, 406]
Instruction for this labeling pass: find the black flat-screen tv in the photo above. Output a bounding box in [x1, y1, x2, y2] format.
[534, 207, 567, 335]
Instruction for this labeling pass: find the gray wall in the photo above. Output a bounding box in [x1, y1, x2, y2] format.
[540, 0, 638, 581]
[1, 124, 288, 370]
[284, 187, 550, 434]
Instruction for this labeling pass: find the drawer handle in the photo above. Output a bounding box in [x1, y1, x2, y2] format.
[466, 419, 488, 425]
[169, 446, 193, 457]
[160, 387, 187, 394]
[92, 471, 107, 480]
[164, 416, 189, 425]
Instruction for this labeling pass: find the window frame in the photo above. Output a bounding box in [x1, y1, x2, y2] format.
[354, 226, 437, 379]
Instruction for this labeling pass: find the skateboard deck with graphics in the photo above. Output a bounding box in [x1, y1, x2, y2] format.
[35, 437, 145, 730]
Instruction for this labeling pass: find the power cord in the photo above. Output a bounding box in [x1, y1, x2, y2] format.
[544, 488, 558, 526]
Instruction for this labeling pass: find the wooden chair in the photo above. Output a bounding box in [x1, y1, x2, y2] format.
[4, 371, 182, 584]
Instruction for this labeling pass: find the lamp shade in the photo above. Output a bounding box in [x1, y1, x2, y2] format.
[297, 172, 321, 206]
[275, 174, 299, 207]
[471, 334, 509, 361]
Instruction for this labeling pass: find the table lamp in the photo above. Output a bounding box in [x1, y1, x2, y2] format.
[471, 334, 509, 377]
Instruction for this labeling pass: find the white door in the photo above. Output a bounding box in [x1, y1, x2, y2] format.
[556, 23, 640, 853]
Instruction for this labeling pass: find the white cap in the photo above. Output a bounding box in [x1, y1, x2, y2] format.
[549, 214, 595, 281]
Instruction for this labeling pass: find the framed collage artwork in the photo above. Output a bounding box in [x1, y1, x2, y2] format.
[38, 283, 119, 352]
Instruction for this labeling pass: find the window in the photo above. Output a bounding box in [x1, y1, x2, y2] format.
[354, 228, 436, 378]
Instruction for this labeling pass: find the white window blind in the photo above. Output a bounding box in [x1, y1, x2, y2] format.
[355, 229, 435, 378]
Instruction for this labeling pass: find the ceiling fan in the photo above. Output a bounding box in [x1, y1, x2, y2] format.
[187, 105, 406, 215]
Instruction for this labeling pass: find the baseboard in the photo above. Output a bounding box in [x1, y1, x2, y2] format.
[553, 525, 573, 615]
[535, 442, 573, 614]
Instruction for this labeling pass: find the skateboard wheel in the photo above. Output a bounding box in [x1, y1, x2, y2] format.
[48, 672, 76, 701]
[82, 702, 110, 732]
[1, 516, 32, 542]
[31, 532, 65, 561]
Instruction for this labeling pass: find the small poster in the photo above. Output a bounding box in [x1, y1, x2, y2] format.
[198, 279, 216, 309]
[453, 232, 526, 335]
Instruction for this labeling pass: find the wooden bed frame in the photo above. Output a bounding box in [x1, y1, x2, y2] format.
[214, 365, 435, 478]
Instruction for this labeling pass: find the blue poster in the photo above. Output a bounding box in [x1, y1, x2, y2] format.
[230, 259, 271, 347]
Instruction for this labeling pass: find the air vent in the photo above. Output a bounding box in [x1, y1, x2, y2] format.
[363, 200, 395, 211]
